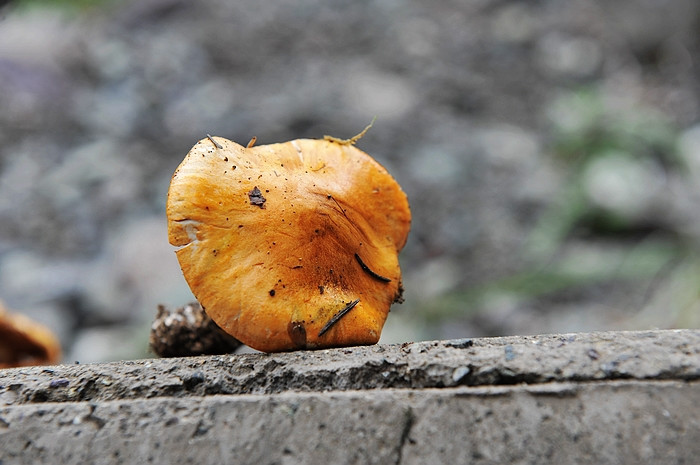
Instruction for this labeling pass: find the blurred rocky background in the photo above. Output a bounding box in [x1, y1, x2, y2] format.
[0, 0, 699, 362]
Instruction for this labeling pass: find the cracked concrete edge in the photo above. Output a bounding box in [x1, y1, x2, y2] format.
[0, 380, 698, 465]
[0, 329, 698, 406]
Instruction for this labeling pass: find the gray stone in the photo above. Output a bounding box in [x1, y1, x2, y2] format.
[1, 381, 697, 465]
[0, 330, 698, 464]
[0, 329, 698, 405]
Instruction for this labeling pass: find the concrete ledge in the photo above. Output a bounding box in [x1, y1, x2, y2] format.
[1, 380, 698, 464]
[1, 330, 698, 404]
[1, 330, 699, 464]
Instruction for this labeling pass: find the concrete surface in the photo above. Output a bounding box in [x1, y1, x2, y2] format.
[1, 330, 699, 464]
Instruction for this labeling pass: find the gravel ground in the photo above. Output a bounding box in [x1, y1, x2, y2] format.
[0, 0, 699, 362]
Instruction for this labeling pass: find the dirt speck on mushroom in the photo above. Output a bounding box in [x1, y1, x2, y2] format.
[248, 186, 266, 208]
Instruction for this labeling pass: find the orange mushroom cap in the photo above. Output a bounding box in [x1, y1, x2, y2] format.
[0, 303, 62, 368]
[167, 136, 411, 352]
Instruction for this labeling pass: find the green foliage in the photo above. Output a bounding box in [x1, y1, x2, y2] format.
[551, 88, 680, 167]
[425, 238, 686, 323]
[530, 87, 681, 256]
[419, 87, 698, 332]
[11, 0, 114, 13]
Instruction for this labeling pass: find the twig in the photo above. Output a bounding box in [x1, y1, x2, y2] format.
[207, 134, 222, 149]
[324, 117, 376, 145]
[318, 299, 360, 337]
[355, 253, 391, 282]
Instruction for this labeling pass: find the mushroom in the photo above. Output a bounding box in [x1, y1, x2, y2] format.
[167, 134, 411, 352]
[0, 302, 62, 368]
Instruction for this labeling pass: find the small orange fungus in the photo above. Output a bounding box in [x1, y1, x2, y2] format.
[0, 302, 62, 368]
[167, 133, 411, 352]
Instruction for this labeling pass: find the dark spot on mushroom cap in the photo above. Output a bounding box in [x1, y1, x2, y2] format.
[269, 289, 275, 297]
[287, 321, 306, 348]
